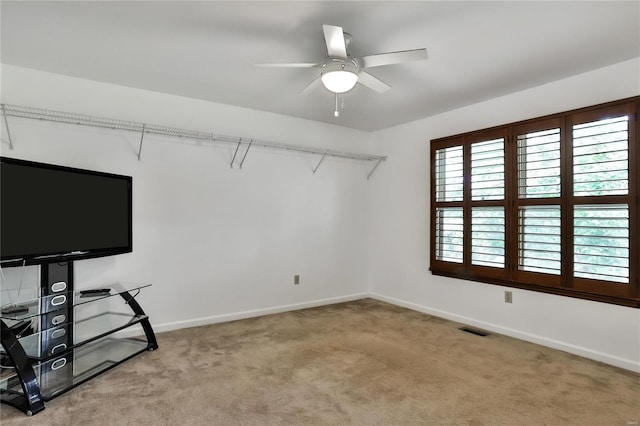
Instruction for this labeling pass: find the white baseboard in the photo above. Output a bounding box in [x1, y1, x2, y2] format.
[152, 292, 368, 334]
[369, 292, 640, 373]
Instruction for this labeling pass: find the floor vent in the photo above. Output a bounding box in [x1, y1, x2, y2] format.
[459, 327, 489, 337]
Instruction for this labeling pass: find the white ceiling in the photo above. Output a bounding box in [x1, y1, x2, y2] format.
[1, 1, 639, 132]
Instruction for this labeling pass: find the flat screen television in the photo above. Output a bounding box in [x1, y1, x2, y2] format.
[1, 157, 132, 266]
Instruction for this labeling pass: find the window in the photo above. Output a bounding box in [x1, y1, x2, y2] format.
[430, 97, 639, 307]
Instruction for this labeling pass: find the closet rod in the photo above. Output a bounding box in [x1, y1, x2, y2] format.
[0, 104, 387, 164]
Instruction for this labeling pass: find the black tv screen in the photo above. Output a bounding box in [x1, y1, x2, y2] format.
[1, 157, 132, 265]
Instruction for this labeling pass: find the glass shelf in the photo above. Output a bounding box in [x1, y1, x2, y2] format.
[14, 312, 148, 360]
[1, 328, 152, 403]
[0, 282, 151, 321]
[0, 366, 19, 389]
[0, 292, 70, 321]
[73, 282, 152, 307]
[34, 336, 149, 400]
[0, 370, 23, 400]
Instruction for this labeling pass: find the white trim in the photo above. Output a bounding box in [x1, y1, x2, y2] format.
[369, 292, 640, 373]
[152, 293, 368, 334]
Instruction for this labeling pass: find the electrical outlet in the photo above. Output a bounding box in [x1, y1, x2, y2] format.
[505, 291, 513, 303]
[294, 275, 300, 285]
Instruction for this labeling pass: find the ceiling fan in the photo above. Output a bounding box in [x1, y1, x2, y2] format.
[256, 25, 428, 116]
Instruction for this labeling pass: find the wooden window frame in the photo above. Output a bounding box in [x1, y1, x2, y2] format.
[430, 97, 639, 308]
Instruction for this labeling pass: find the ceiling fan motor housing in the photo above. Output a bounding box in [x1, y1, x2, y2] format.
[322, 58, 359, 74]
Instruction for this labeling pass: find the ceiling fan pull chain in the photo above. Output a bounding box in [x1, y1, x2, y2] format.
[334, 92, 340, 117]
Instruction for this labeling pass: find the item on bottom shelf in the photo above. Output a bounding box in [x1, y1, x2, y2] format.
[1, 305, 29, 315]
[79, 288, 111, 297]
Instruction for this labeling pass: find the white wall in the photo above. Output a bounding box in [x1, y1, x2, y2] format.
[3, 59, 639, 373]
[367, 58, 640, 372]
[0, 65, 379, 331]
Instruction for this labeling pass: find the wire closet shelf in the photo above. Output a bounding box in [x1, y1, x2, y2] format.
[0, 104, 387, 179]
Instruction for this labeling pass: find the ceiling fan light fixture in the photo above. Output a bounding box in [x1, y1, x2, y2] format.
[321, 61, 358, 93]
[321, 70, 358, 93]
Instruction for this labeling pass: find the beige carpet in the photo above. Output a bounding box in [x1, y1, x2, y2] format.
[1, 299, 638, 425]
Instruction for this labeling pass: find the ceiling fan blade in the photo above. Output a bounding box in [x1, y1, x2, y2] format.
[357, 71, 391, 93]
[255, 62, 321, 68]
[322, 25, 347, 59]
[298, 77, 322, 95]
[359, 48, 428, 68]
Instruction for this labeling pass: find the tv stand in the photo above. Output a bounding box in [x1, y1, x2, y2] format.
[0, 262, 157, 415]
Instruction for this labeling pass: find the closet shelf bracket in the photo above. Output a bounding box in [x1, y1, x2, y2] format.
[313, 151, 328, 174]
[230, 138, 242, 168]
[239, 139, 253, 169]
[137, 124, 146, 161]
[367, 158, 383, 180]
[1, 104, 14, 150]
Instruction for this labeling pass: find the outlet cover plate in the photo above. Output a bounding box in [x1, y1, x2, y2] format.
[505, 291, 513, 303]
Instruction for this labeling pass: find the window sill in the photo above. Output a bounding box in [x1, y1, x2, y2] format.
[430, 269, 640, 308]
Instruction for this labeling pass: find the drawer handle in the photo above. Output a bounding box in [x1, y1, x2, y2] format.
[51, 328, 66, 339]
[51, 358, 67, 370]
[51, 343, 67, 354]
[51, 281, 67, 292]
[51, 295, 66, 306]
[52, 314, 66, 325]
